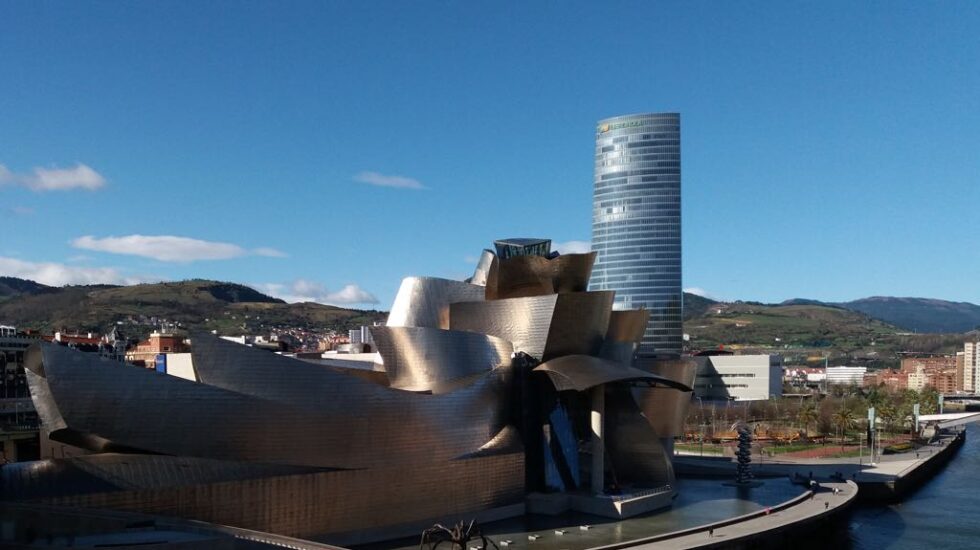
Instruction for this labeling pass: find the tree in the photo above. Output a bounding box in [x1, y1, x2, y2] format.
[797, 402, 818, 437]
[877, 402, 897, 434]
[865, 385, 887, 409]
[920, 387, 940, 415]
[832, 407, 857, 449]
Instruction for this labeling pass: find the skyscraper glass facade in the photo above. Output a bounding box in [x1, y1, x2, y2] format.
[590, 113, 681, 357]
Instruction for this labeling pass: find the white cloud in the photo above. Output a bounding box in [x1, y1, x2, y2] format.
[253, 279, 379, 306]
[463, 255, 480, 264]
[684, 287, 718, 300]
[353, 171, 426, 190]
[0, 163, 106, 192]
[70, 234, 287, 263]
[553, 240, 591, 254]
[252, 247, 288, 258]
[8, 206, 35, 216]
[0, 256, 155, 286]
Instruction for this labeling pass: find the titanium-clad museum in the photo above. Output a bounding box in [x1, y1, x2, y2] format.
[591, 113, 683, 357]
[1, 238, 695, 543]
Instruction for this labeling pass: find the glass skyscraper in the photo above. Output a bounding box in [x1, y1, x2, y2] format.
[590, 113, 682, 357]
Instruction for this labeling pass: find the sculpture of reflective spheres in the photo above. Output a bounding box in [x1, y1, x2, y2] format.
[2, 238, 693, 543]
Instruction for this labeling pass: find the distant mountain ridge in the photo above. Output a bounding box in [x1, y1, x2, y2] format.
[690, 292, 980, 334]
[0, 277, 384, 335]
[1, 278, 973, 337]
[836, 296, 980, 334]
[0, 276, 52, 299]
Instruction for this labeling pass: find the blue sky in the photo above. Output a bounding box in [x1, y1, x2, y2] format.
[2, 2, 979, 308]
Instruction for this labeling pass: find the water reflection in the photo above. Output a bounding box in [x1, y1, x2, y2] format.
[354, 477, 803, 550]
[848, 424, 979, 549]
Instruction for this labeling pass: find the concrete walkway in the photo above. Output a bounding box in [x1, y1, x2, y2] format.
[675, 432, 958, 484]
[590, 481, 855, 550]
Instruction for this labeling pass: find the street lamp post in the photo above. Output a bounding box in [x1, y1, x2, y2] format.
[696, 396, 705, 456]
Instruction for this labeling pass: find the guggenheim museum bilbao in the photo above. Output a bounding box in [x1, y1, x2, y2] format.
[1, 237, 696, 543]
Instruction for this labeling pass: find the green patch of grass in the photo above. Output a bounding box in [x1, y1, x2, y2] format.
[762, 443, 825, 455]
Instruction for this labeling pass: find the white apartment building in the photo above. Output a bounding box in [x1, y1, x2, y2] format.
[826, 366, 867, 386]
[964, 343, 979, 393]
[692, 354, 783, 401]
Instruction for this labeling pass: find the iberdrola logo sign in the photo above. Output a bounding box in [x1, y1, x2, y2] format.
[597, 120, 644, 133]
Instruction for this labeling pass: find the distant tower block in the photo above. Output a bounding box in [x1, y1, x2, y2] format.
[590, 113, 682, 357]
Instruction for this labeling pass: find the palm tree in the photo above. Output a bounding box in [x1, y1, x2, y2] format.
[877, 403, 897, 435]
[797, 403, 818, 438]
[832, 407, 857, 450]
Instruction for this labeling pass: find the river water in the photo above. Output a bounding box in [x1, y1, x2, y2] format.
[845, 423, 980, 549]
[362, 425, 979, 550]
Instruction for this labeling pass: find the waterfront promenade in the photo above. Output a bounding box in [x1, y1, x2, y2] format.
[593, 481, 855, 549]
[674, 430, 964, 502]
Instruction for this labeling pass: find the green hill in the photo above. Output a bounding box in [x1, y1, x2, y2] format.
[0, 278, 385, 336]
[682, 292, 719, 320]
[684, 300, 900, 351]
[0, 276, 52, 301]
[683, 299, 969, 365]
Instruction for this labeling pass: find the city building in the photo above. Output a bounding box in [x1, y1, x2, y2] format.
[826, 366, 867, 386]
[493, 237, 553, 259]
[901, 355, 958, 393]
[348, 323, 382, 351]
[125, 330, 190, 367]
[928, 370, 958, 394]
[863, 369, 908, 391]
[957, 351, 966, 391]
[0, 326, 39, 463]
[900, 355, 956, 374]
[2, 238, 695, 542]
[785, 366, 827, 388]
[590, 112, 682, 357]
[963, 342, 979, 392]
[907, 368, 927, 391]
[692, 353, 782, 401]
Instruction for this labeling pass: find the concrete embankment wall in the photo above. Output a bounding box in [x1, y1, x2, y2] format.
[858, 430, 965, 503]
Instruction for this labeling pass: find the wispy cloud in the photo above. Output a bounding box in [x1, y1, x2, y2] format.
[252, 247, 289, 258]
[253, 279, 379, 306]
[0, 163, 106, 192]
[353, 171, 427, 190]
[0, 256, 156, 286]
[553, 240, 591, 254]
[70, 234, 287, 263]
[7, 206, 35, 216]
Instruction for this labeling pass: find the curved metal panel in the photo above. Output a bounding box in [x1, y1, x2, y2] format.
[469, 249, 495, 286]
[605, 309, 650, 343]
[450, 294, 558, 359]
[533, 355, 692, 393]
[3, 453, 525, 541]
[599, 309, 649, 364]
[605, 385, 675, 488]
[449, 292, 613, 361]
[632, 357, 697, 437]
[370, 326, 513, 392]
[31, 341, 511, 469]
[485, 252, 596, 300]
[0, 454, 328, 500]
[386, 277, 485, 329]
[544, 291, 613, 360]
